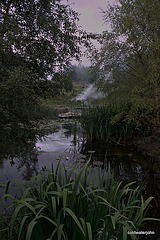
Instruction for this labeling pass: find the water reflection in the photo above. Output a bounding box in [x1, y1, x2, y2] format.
[81, 140, 160, 199]
[1, 120, 160, 198]
[0, 120, 84, 184]
[0, 120, 160, 237]
[0, 143, 39, 183]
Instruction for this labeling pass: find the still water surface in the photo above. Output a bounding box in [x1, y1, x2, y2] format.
[0, 119, 160, 238]
[0, 120, 83, 183]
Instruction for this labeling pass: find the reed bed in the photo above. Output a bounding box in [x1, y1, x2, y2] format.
[0, 161, 157, 240]
[79, 105, 135, 144]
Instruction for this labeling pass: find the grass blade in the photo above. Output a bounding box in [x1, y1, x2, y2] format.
[65, 208, 85, 236]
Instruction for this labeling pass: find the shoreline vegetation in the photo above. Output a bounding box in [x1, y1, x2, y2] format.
[0, 83, 160, 239]
[0, 161, 159, 240]
[32, 77, 160, 159]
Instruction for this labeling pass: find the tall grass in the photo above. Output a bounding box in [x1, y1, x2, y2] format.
[79, 105, 135, 144]
[1, 161, 157, 240]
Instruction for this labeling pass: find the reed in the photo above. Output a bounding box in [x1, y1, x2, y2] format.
[79, 105, 135, 144]
[1, 161, 157, 240]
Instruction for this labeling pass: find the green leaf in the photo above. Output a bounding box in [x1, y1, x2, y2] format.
[4, 181, 11, 201]
[71, 160, 90, 206]
[111, 216, 116, 229]
[25, 220, 37, 240]
[123, 226, 127, 240]
[10, 204, 25, 238]
[63, 188, 68, 218]
[34, 215, 57, 228]
[65, 208, 85, 236]
[86, 222, 92, 240]
[18, 199, 37, 215]
[51, 197, 57, 220]
[18, 216, 28, 240]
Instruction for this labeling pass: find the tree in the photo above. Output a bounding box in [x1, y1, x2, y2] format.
[51, 70, 73, 95]
[0, 0, 85, 133]
[0, 0, 82, 74]
[92, 0, 160, 132]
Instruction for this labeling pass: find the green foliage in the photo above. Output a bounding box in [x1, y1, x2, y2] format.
[0, 0, 82, 74]
[0, 66, 57, 139]
[1, 161, 157, 240]
[51, 71, 73, 96]
[79, 105, 136, 144]
[92, 0, 160, 132]
[0, 0, 89, 133]
[0, 67, 39, 124]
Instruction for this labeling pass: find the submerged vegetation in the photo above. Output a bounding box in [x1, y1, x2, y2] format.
[0, 161, 156, 240]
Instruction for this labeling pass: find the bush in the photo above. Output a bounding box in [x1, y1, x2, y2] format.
[1, 161, 156, 240]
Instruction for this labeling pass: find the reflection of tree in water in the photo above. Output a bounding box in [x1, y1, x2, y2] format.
[16, 152, 39, 181]
[0, 157, 4, 169]
[0, 135, 39, 181]
[62, 122, 82, 138]
[140, 160, 160, 200]
[81, 139, 160, 200]
[61, 122, 84, 153]
[12, 140, 39, 180]
[107, 154, 160, 204]
[62, 123, 73, 138]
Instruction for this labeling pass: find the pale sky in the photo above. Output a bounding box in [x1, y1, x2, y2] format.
[63, 0, 115, 66]
[69, 0, 109, 33]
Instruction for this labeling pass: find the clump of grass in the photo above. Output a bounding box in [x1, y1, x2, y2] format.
[79, 105, 135, 144]
[1, 161, 158, 240]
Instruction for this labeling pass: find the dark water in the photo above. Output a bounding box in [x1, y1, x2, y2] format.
[0, 119, 160, 239]
[0, 120, 83, 184]
[81, 141, 160, 240]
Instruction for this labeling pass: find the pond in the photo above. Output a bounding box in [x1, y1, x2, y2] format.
[0, 118, 160, 239]
[0, 120, 83, 184]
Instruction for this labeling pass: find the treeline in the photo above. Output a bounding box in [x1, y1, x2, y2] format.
[69, 65, 97, 83]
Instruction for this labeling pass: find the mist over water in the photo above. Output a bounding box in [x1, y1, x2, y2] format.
[74, 84, 103, 102]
